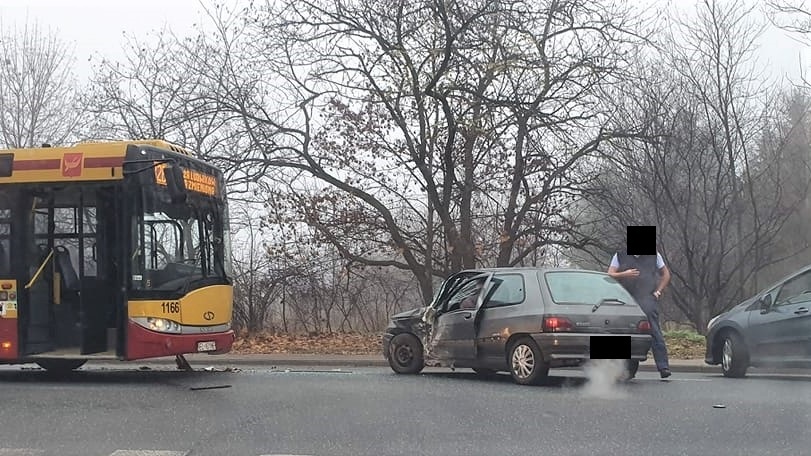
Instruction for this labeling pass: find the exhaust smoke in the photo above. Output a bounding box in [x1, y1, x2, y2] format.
[582, 359, 628, 399]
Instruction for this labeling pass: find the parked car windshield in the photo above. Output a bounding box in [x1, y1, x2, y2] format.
[543, 271, 635, 305]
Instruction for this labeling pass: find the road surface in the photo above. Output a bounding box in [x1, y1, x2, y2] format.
[0, 363, 807, 456]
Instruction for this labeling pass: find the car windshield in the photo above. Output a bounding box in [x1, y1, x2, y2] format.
[543, 271, 635, 305]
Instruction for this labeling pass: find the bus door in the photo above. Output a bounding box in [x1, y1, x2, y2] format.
[81, 187, 121, 355]
[21, 191, 60, 355]
[21, 186, 119, 356]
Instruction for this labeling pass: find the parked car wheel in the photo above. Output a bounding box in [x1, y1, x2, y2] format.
[508, 337, 549, 385]
[35, 359, 86, 373]
[387, 333, 424, 375]
[720, 331, 749, 378]
[472, 367, 498, 376]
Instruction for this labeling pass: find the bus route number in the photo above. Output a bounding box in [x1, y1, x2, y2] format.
[161, 301, 180, 314]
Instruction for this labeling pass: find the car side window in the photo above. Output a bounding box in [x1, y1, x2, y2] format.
[483, 274, 525, 308]
[775, 271, 811, 306]
[434, 274, 474, 312]
[445, 278, 485, 312]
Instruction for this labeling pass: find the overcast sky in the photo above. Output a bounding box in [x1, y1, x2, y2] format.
[0, 0, 216, 80]
[1, 0, 809, 85]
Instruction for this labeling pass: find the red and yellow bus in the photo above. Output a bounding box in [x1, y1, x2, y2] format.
[0, 140, 234, 371]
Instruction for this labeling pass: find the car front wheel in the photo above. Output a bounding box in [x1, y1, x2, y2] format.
[387, 333, 425, 375]
[721, 332, 748, 378]
[508, 337, 549, 386]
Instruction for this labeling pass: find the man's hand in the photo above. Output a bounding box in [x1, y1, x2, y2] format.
[624, 268, 640, 278]
[653, 290, 662, 299]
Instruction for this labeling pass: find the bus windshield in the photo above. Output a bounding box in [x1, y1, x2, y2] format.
[130, 181, 229, 294]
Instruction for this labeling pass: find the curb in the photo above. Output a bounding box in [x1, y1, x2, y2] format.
[638, 364, 715, 374]
[109, 356, 713, 373]
[125, 357, 389, 368]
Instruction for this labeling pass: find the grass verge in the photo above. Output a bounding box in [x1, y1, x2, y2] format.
[664, 330, 706, 359]
[232, 330, 708, 359]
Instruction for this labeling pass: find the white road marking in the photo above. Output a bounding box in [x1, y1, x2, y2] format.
[640, 378, 712, 382]
[0, 450, 316, 456]
[109, 451, 188, 456]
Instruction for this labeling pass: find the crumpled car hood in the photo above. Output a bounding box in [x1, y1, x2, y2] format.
[391, 306, 426, 320]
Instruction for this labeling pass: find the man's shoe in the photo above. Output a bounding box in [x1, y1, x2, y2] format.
[660, 368, 672, 379]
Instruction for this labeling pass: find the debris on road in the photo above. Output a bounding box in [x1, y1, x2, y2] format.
[190, 384, 232, 391]
[713, 404, 726, 409]
[202, 366, 242, 372]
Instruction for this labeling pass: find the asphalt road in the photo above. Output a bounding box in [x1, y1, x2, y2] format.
[0, 363, 808, 456]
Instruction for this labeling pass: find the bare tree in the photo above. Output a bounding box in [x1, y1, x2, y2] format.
[576, 0, 811, 333]
[204, 0, 651, 304]
[231, 204, 281, 334]
[766, 1, 811, 88]
[766, 0, 811, 36]
[0, 20, 83, 148]
[82, 22, 254, 194]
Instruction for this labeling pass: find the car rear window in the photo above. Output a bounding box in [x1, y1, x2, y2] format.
[542, 271, 634, 305]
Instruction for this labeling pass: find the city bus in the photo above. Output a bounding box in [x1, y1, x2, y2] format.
[0, 140, 234, 371]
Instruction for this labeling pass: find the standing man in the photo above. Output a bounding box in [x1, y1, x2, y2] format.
[607, 226, 672, 379]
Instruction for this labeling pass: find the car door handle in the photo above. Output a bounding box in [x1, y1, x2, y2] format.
[795, 307, 809, 315]
[463, 312, 472, 319]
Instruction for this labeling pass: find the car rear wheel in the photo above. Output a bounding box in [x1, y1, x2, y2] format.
[720, 332, 748, 378]
[35, 359, 87, 373]
[387, 333, 424, 375]
[508, 337, 549, 386]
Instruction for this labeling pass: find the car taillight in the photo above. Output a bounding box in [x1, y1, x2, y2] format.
[543, 316, 574, 332]
[638, 320, 651, 333]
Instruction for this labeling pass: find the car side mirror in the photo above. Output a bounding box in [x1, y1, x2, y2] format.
[760, 296, 772, 312]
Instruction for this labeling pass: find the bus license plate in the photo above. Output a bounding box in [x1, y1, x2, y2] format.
[197, 341, 216, 352]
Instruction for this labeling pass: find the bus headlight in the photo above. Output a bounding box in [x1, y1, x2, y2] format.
[146, 317, 181, 334]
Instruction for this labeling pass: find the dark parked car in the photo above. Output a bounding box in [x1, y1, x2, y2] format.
[382, 268, 653, 385]
[705, 264, 811, 377]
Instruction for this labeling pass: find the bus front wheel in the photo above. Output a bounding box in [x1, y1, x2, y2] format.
[35, 359, 87, 372]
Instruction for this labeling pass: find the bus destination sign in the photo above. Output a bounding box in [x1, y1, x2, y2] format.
[154, 163, 217, 196]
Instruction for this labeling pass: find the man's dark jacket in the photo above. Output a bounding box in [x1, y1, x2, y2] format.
[615, 253, 660, 300]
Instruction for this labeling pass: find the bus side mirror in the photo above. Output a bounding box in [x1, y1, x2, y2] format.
[164, 164, 187, 204]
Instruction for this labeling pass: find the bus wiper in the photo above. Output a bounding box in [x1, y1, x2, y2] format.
[592, 298, 626, 313]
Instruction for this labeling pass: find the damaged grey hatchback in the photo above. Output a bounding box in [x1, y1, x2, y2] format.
[382, 268, 653, 385]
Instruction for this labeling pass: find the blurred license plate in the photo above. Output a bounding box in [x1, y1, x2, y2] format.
[197, 341, 216, 352]
[589, 335, 630, 359]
